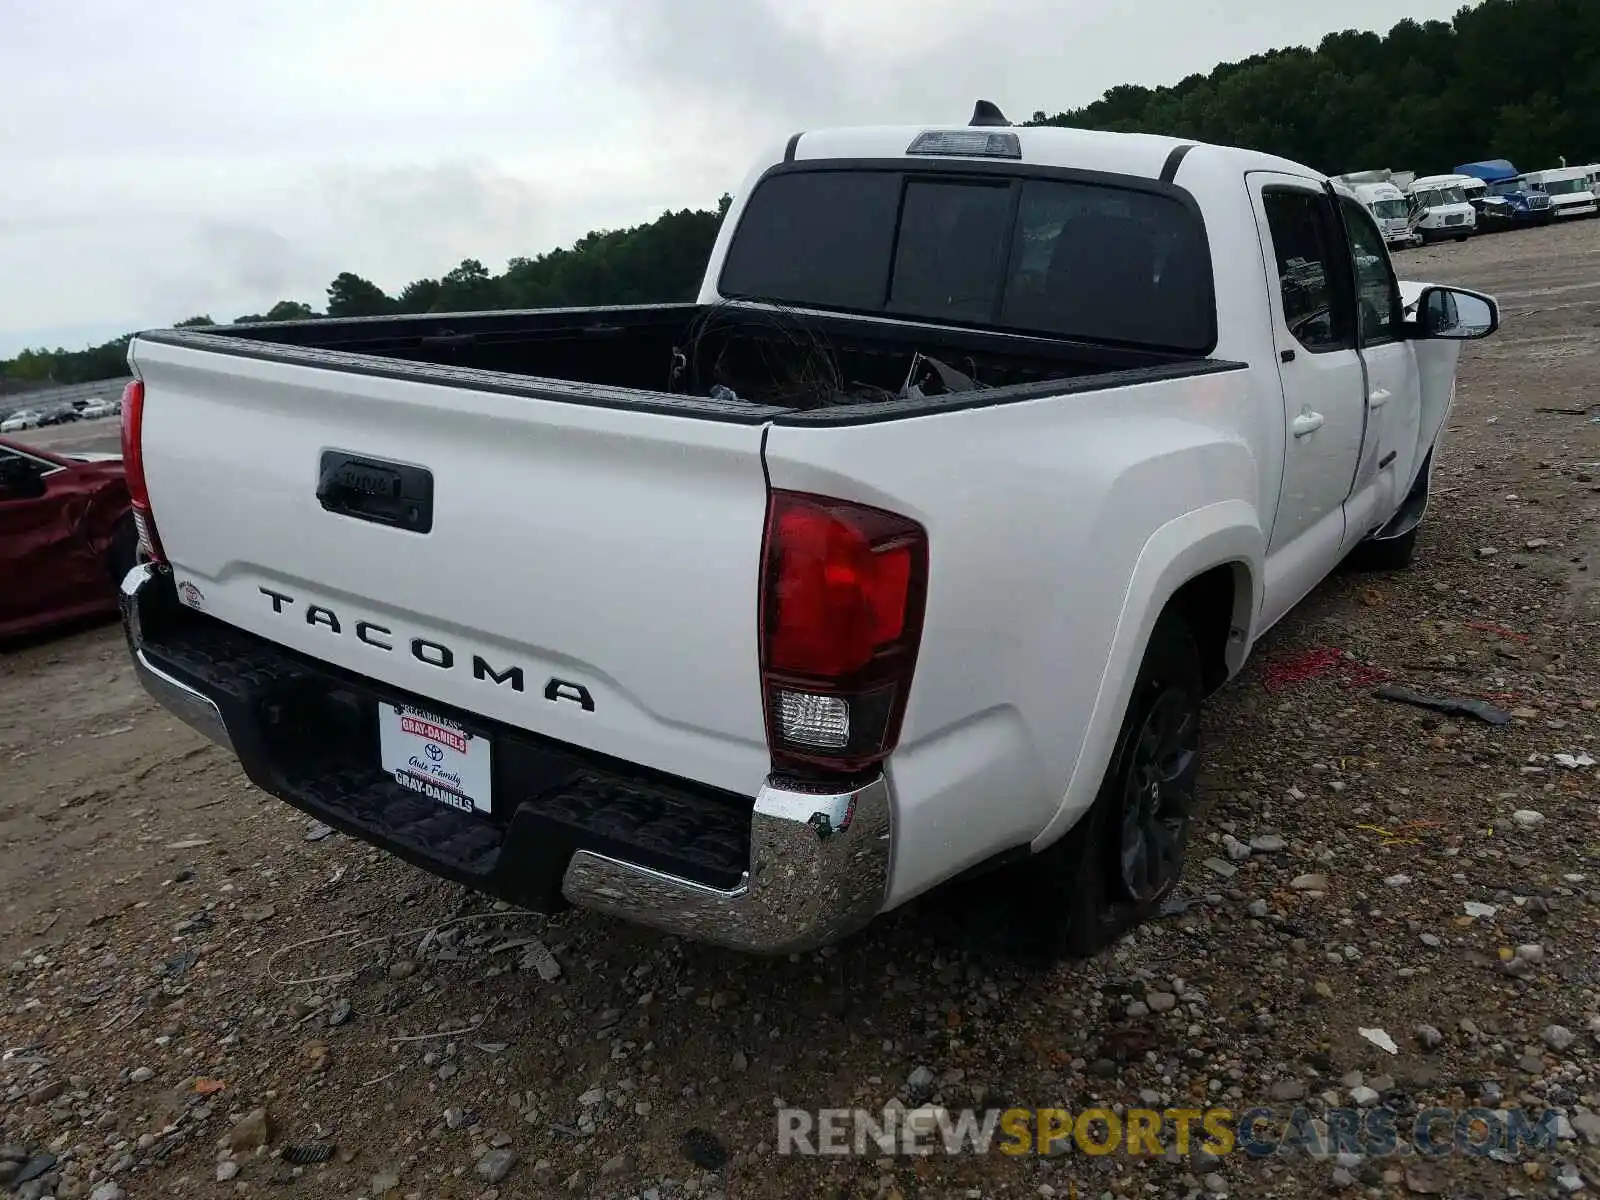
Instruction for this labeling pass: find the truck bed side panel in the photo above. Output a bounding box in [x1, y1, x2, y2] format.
[763, 365, 1266, 907]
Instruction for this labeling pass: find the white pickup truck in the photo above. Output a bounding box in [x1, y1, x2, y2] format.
[117, 106, 1498, 959]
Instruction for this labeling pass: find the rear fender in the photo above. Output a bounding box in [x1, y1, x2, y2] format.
[1030, 500, 1263, 851]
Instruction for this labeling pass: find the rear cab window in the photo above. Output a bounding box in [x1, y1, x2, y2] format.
[718, 166, 1216, 355]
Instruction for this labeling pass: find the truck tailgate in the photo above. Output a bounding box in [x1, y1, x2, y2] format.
[132, 339, 772, 796]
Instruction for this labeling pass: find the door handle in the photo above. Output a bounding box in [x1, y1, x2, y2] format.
[1368, 388, 1391, 409]
[1291, 409, 1325, 437]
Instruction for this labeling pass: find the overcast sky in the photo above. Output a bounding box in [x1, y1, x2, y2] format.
[1, 0, 1468, 356]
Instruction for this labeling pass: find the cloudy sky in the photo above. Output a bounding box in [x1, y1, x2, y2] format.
[1, 0, 1467, 356]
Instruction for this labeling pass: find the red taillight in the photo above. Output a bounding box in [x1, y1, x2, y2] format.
[120, 379, 166, 563]
[759, 490, 928, 776]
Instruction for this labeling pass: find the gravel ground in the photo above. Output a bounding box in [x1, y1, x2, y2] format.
[14, 415, 122, 458]
[2, 220, 1598, 1200]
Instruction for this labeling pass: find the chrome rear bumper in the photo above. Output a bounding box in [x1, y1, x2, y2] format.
[562, 774, 891, 953]
[119, 561, 891, 954]
[121, 564, 234, 751]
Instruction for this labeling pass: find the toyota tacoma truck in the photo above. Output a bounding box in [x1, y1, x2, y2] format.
[116, 105, 1498, 959]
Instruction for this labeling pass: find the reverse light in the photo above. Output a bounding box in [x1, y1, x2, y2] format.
[759, 491, 928, 776]
[776, 691, 850, 749]
[119, 379, 166, 563]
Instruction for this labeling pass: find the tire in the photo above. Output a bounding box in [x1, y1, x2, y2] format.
[106, 516, 138, 588]
[1347, 523, 1418, 571]
[1006, 609, 1203, 962]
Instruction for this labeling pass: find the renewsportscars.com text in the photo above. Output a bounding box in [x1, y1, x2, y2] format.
[776, 1105, 1561, 1159]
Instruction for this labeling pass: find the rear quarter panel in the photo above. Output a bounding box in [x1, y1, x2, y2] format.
[764, 368, 1267, 907]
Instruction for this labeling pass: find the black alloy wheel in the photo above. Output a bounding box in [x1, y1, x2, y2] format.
[1117, 684, 1198, 903]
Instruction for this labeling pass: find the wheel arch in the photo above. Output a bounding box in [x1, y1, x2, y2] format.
[1030, 501, 1263, 853]
[1169, 559, 1254, 695]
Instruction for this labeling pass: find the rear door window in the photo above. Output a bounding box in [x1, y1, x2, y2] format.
[1261, 189, 1350, 352]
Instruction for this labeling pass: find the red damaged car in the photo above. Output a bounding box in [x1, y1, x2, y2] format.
[0, 435, 136, 638]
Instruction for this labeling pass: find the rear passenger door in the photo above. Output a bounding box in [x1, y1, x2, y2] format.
[1333, 195, 1423, 546]
[1249, 176, 1366, 566]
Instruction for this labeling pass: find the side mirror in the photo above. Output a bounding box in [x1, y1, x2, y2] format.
[1414, 285, 1499, 341]
[0, 461, 47, 500]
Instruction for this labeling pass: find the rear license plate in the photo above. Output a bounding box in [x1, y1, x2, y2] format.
[379, 703, 492, 814]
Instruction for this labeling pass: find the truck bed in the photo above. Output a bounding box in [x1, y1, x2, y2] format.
[137, 303, 1234, 425]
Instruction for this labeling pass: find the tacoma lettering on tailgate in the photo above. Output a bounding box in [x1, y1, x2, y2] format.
[257, 586, 596, 711]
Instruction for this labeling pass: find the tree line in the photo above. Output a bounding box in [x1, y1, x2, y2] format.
[5, 0, 1593, 389]
[1, 200, 731, 388]
[1029, 0, 1599, 176]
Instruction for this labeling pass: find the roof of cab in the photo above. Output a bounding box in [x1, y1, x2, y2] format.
[782, 124, 1325, 186]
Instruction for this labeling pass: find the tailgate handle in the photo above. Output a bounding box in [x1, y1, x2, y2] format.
[316, 451, 434, 534]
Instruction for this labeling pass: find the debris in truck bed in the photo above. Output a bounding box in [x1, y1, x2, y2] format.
[905, 351, 982, 394]
[670, 301, 1011, 410]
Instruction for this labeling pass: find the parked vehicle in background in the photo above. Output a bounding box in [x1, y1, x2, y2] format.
[117, 110, 1500, 958]
[0, 436, 135, 639]
[1455, 159, 1555, 230]
[1455, 175, 1487, 211]
[1, 410, 44, 433]
[1523, 167, 1600, 219]
[1407, 175, 1478, 242]
[37, 404, 83, 427]
[79, 398, 119, 420]
[1333, 171, 1420, 248]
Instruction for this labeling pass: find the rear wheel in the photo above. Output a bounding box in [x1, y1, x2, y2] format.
[1008, 609, 1202, 961]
